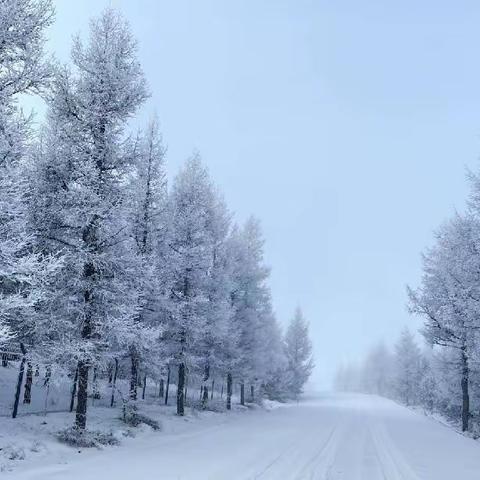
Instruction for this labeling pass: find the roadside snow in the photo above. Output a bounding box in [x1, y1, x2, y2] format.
[4, 392, 480, 479]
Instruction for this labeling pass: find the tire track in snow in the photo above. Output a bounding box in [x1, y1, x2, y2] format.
[369, 423, 422, 480]
[292, 421, 343, 480]
[252, 440, 299, 479]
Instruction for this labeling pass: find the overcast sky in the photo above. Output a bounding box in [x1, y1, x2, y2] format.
[25, 0, 480, 387]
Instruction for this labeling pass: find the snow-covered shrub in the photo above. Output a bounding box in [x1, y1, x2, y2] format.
[57, 427, 120, 448]
[2, 445, 26, 461]
[121, 404, 161, 431]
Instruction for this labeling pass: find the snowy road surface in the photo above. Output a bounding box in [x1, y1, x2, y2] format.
[9, 393, 480, 480]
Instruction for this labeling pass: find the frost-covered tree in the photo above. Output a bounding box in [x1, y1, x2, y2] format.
[393, 328, 423, 406]
[28, 8, 148, 429]
[408, 214, 480, 432]
[284, 307, 314, 399]
[164, 155, 216, 415]
[228, 218, 272, 405]
[0, 0, 58, 344]
[361, 342, 394, 397]
[127, 117, 167, 400]
[197, 192, 236, 408]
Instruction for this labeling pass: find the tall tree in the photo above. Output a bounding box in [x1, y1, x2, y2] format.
[29, 8, 148, 430]
[198, 192, 235, 408]
[128, 117, 167, 400]
[0, 0, 57, 344]
[408, 214, 480, 432]
[166, 155, 215, 415]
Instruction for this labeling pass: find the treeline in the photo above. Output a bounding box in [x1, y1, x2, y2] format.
[0, 1, 314, 431]
[336, 159, 480, 436]
[334, 329, 434, 414]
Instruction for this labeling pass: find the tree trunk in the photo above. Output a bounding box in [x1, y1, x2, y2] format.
[75, 360, 89, 430]
[142, 374, 147, 400]
[108, 363, 113, 386]
[110, 358, 118, 407]
[165, 366, 170, 406]
[202, 385, 209, 409]
[78, 254, 94, 429]
[159, 378, 164, 399]
[70, 367, 78, 412]
[211, 379, 215, 400]
[201, 364, 210, 407]
[226, 372, 232, 410]
[92, 368, 100, 400]
[44, 365, 51, 387]
[250, 385, 254, 402]
[130, 349, 138, 401]
[23, 362, 33, 404]
[221, 383, 224, 398]
[461, 348, 470, 432]
[240, 382, 245, 406]
[177, 362, 185, 415]
[12, 343, 27, 419]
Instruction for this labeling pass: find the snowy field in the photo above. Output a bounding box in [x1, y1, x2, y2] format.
[3, 392, 480, 479]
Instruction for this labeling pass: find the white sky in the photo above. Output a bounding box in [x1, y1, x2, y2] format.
[23, 0, 480, 387]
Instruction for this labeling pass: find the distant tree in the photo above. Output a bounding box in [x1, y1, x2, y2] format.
[393, 328, 423, 405]
[361, 342, 394, 397]
[284, 307, 314, 399]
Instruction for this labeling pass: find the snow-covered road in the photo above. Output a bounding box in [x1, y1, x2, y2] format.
[10, 393, 480, 479]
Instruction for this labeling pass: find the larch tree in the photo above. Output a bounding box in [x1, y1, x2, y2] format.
[0, 0, 58, 345]
[408, 214, 480, 432]
[166, 154, 215, 415]
[393, 327, 423, 406]
[28, 8, 148, 430]
[127, 116, 167, 400]
[228, 217, 279, 405]
[198, 192, 235, 408]
[284, 307, 314, 399]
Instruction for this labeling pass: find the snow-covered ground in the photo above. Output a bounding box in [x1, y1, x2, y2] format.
[4, 392, 480, 479]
